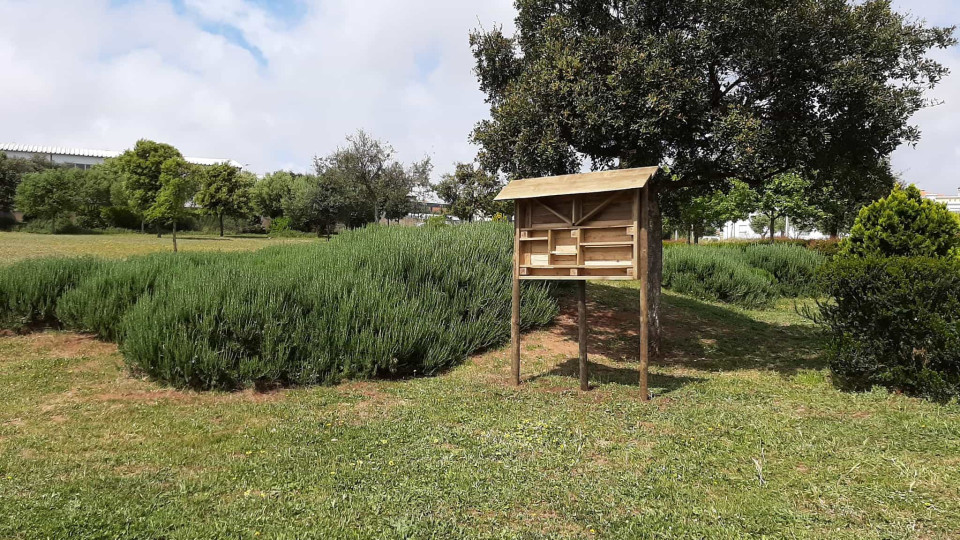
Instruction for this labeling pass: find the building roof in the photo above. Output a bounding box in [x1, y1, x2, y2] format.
[0, 143, 243, 169]
[494, 166, 659, 201]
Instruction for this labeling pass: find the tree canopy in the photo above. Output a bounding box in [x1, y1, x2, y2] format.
[436, 163, 508, 222]
[145, 157, 198, 252]
[471, 0, 954, 353]
[318, 130, 431, 224]
[195, 163, 254, 237]
[14, 168, 84, 231]
[115, 140, 184, 229]
[1, 152, 57, 213]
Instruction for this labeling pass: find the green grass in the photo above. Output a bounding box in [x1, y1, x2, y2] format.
[2, 286, 958, 538]
[0, 231, 316, 265]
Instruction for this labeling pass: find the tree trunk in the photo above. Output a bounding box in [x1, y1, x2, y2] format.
[172, 221, 178, 253]
[140, 219, 145, 234]
[768, 213, 776, 244]
[219, 213, 224, 238]
[646, 185, 663, 362]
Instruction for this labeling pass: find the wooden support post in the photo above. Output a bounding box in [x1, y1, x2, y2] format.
[578, 280, 589, 391]
[512, 201, 522, 386]
[639, 186, 651, 401]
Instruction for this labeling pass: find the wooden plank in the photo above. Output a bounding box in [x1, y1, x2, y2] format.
[520, 275, 634, 281]
[580, 241, 634, 247]
[578, 281, 589, 391]
[534, 199, 573, 226]
[521, 264, 631, 269]
[575, 191, 622, 225]
[512, 200, 522, 387]
[639, 185, 650, 402]
[494, 167, 659, 200]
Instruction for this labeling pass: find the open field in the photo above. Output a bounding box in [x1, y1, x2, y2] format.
[2, 282, 958, 538]
[0, 232, 317, 265]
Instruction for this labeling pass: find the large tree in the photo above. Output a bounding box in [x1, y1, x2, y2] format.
[318, 130, 430, 224]
[14, 169, 83, 232]
[436, 162, 509, 222]
[115, 140, 184, 234]
[195, 163, 254, 237]
[471, 0, 954, 356]
[0, 152, 57, 213]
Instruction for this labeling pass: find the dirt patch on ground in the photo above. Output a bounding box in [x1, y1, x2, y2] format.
[23, 332, 119, 359]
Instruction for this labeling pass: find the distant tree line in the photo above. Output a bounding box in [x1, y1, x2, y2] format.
[1, 130, 453, 247]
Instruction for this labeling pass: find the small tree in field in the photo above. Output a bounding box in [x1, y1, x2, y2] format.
[15, 169, 82, 232]
[842, 184, 960, 259]
[319, 130, 431, 224]
[436, 163, 509, 222]
[734, 174, 821, 243]
[115, 140, 183, 234]
[146, 158, 197, 252]
[195, 163, 253, 237]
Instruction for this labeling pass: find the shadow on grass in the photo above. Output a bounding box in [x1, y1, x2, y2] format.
[528, 356, 703, 394]
[550, 283, 826, 382]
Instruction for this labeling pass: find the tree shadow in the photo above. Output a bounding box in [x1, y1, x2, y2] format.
[553, 283, 826, 378]
[527, 356, 702, 394]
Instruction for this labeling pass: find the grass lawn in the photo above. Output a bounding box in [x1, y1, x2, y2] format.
[1, 279, 958, 538]
[0, 231, 317, 264]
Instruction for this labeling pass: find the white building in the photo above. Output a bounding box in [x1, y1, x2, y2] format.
[921, 190, 960, 214]
[0, 143, 242, 170]
[717, 216, 829, 241]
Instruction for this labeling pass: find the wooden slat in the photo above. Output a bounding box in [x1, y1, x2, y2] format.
[534, 199, 573, 226]
[512, 201, 522, 387]
[575, 191, 622, 225]
[495, 167, 659, 200]
[639, 185, 650, 402]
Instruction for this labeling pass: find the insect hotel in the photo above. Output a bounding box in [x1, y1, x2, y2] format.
[494, 167, 659, 400]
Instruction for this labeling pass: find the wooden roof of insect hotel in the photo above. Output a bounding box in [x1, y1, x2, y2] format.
[496, 166, 659, 281]
[494, 167, 658, 200]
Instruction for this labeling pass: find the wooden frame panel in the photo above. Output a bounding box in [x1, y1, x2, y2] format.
[516, 189, 640, 281]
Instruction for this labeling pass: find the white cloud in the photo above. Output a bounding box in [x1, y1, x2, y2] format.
[0, 0, 515, 176]
[0, 0, 956, 193]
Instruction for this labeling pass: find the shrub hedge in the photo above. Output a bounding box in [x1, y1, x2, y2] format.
[663, 244, 825, 307]
[817, 257, 960, 401]
[0, 223, 557, 390]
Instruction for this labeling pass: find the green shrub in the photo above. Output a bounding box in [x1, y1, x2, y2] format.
[743, 244, 824, 297]
[662, 243, 825, 306]
[423, 215, 448, 228]
[663, 245, 779, 307]
[269, 216, 292, 234]
[842, 184, 960, 258]
[55, 253, 226, 340]
[817, 257, 960, 401]
[0, 223, 558, 390]
[0, 257, 104, 329]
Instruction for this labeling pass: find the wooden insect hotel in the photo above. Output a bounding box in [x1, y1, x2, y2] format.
[494, 167, 659, 400]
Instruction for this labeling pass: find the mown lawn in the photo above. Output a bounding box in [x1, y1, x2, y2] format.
[1, 282, 958, 539]
[0, 231, 317, 264]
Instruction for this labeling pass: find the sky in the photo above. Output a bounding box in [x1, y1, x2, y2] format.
[0, 0, 957, 194]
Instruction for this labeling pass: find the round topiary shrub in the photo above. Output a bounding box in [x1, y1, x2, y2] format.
[841, 184, 960, 259]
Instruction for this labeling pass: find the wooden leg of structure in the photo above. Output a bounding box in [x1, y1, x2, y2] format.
[639, 186, 651, 401]
[578, 280, 588, 391]
[512, 204, 522, 387]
